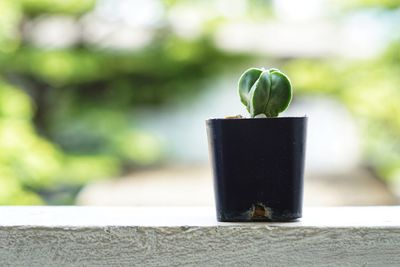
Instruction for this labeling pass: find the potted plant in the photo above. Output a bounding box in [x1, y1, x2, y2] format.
[206, 68, 307, 222]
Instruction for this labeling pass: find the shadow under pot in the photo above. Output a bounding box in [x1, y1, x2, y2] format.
[206, 117, 307, 222]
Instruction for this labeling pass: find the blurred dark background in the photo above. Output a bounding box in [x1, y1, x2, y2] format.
[0, 0, 399, 205]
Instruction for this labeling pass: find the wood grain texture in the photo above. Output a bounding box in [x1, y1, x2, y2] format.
[0, 207, 400, 266]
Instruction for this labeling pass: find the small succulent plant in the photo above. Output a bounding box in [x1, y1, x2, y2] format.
[238, 68, 292, 118]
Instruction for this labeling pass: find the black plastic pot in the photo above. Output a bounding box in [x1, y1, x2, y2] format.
[206, 117, 307, 222]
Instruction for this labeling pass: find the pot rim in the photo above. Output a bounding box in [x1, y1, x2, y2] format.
[206, 116, 307, 122]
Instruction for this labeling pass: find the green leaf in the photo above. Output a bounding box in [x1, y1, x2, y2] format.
[238, 68, 263, 111]
[237, 67, 292, 117]
[265, 70, 292, 117]
[249, 70, 271, 117]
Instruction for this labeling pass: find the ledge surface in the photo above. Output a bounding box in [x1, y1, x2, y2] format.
[1, 206, 400, 266]
[1, 206, 400, 227]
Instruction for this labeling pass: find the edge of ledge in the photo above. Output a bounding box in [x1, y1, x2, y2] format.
[0, 206, 399, 228]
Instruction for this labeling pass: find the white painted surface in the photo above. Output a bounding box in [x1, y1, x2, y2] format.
[1, 207, 400, 266]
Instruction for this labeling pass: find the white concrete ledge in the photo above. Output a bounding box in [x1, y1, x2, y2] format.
[1, 206, 400, 266]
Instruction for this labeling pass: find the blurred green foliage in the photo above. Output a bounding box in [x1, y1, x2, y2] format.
[0, 0, 399, 204]
[285, 42, 400, 183]
[20, 0, 95, 15]
[0, 80, 122, 204]
[337, 0, 400, 9]
[0, 0, 247, 204]
[283, 0, 400, 185]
